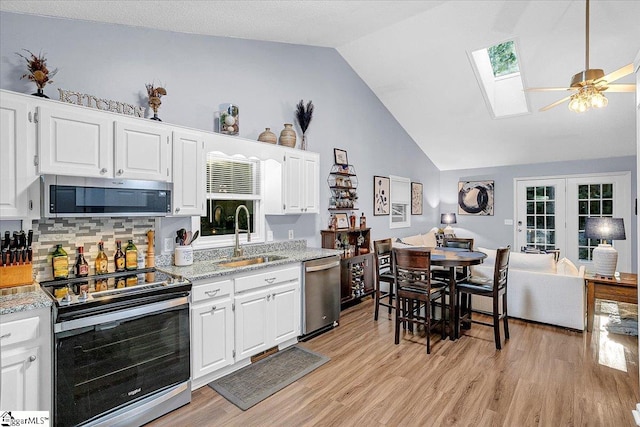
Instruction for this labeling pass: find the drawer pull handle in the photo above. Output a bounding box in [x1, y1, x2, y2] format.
[265, 277, 276, 284]
[0, 333, 11, 339]
[272, 293, 276, 299]
[29, 355, 37, 362]
[267, 294, 271, 301]
[205, 289, 219, 297]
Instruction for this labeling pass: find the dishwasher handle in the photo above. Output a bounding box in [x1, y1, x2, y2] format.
[305, 260, 340, 273]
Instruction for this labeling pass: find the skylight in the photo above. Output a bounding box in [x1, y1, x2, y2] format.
[468, 39, 530, 118]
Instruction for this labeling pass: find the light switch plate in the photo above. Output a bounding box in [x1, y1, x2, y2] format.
[504, 219, 514, 225]
[163, 237, 173, 253]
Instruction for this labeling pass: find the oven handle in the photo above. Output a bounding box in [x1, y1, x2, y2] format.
[54, 296, 188, 334]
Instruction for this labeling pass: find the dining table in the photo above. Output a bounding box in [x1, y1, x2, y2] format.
[417, 246, 488, 339]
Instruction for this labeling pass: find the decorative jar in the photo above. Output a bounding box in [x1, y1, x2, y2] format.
[279, 123, 296, 148]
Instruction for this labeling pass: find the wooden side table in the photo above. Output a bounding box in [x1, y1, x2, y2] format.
[585, 272, 638, 332]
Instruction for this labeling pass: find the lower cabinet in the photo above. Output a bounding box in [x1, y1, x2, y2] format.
[190, 264, 301, 389]
[0, 307, 51, 412]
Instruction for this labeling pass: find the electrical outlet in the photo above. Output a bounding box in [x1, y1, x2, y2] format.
[288, 230, 294, 239]
[267, 231, 274, 241]
[163, 237, 173, 253]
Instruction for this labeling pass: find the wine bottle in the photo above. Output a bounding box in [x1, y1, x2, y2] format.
[74, 246, 89, 277]
[125, 239, 138, 271]
[52, 244, 69, 279]
[114, 240, 125, 272]
[95, 241, 108, 275]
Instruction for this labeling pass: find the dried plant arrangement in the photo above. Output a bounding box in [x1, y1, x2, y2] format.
[145, 83, 167, 121]
[15, 49, 58, 95]
[295, 99, 314, 150]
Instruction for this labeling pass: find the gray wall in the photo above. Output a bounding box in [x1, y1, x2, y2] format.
[0, 11, 439, 249]
[440, 156, 637, 271]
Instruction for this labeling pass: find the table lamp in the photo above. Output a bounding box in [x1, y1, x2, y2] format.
[440, 213, 457, 234]
[584, 217, 626, 278]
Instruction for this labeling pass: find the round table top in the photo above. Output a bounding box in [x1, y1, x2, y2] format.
[403, 246, 487, 267]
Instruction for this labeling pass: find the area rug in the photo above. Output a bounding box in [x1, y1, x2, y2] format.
[209, 345, 329, 410]
[597, 300, 638, 336]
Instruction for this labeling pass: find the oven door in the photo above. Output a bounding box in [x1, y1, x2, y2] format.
[54, 297, 190, 427]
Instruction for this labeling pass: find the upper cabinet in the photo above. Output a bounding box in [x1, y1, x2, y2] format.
[172, 130, 205, 216]
[0, 92, 39, 220]
[114, 119, 171, 181]
[265, 150, 319, 215]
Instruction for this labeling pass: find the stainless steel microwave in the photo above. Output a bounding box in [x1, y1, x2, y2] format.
[42, 175, 171, 217]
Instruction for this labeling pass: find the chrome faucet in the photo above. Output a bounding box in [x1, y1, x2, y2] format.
[234, 205, 251, 257]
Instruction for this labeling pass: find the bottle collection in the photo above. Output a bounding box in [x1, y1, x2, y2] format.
[50, 239, 142, 280]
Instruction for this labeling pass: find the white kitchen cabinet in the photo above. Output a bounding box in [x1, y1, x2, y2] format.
[0, 92, 38, 219]
[0, 307, 51, 412]
[265, 150, 319, 215]
[172, 130, 205, 216]
[37, 101, 113, 178]
[234, 266, 300, 361]
[191, 279, 234, 381]
[114, 119, 171, 181]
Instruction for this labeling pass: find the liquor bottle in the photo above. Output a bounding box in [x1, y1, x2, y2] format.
[125, 240, 138, 271]
[360, 212, 366, 229]
[349, 211, 356, 229]
[114, 240, 125, 272]
[74, 246, 89, 277]
[95, 241, 108, 275]
[52, 244, 69, 280]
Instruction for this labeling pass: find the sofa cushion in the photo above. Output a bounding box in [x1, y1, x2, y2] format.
[423, 228, 438, 247]
[556, 257, 579, 276]
[399, 234, 424, 246]
[509, 251, 556, 273]
[477, 247, 496, 266]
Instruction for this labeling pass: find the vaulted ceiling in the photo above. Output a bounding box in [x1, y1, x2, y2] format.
[2, 0, 639, 170]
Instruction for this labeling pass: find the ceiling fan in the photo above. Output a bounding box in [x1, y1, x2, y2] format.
[526, 0, 635, 112]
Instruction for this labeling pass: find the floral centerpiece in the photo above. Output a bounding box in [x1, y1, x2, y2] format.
[15, 49, 58, 98]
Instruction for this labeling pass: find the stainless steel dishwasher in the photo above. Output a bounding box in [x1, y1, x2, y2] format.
[301, 255, 341, 339]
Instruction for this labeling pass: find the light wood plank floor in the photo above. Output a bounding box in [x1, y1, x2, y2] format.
[148, 298, 638, 426]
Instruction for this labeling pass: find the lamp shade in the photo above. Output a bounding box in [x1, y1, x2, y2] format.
[584, 217, 626, 241]
[441, 213, 457, 225]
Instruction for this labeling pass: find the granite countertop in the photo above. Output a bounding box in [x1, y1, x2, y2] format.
[0, 284, 52, 316]
[158, 247, 341, 282]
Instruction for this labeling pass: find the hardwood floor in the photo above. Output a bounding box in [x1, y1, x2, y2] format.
[148, 298, 638, 426]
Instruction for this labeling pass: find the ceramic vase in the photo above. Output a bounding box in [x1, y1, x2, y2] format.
[258, 128, 277, 144]
[279, 124, 297, 148]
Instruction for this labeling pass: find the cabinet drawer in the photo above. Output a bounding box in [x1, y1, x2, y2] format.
[192, 279, 233, 303]
[0, 316, 40, 348]
[235, 266, 300, 293]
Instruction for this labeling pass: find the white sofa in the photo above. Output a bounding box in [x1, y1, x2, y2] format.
[471, 248, 585, 331]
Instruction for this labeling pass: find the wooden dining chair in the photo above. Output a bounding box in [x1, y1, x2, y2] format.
[373, 239, 395, 320]
[456, 246, 511, 350]
[392, 247, 448, 353]
[432, 237, 475, 282]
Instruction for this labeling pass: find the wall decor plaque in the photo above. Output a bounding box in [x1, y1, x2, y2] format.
[58, 88, 145, 117]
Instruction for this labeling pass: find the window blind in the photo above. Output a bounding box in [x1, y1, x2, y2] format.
[206, 154, 261, 196]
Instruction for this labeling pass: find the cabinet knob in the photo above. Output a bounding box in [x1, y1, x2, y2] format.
[175, 207, 181, 213]
[211, 306, 216, 312]
[117, 169, 124, 175]
[100, 168, 108, 174]
[272, 293, 276, 299]
[29, 355, 37, 362]
[267, 294, 271, 301]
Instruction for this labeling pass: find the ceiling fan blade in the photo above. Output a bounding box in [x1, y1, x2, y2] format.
[539, 95, 572, 112]
[525, 87, 576, 92]
[596, 63, 633, 85]
[601, 84, 635, 93]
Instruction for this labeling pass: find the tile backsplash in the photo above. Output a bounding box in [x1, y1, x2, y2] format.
[32, 217, 155, 281]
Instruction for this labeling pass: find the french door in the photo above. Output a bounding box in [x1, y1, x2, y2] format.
[516, 173, 631, 273]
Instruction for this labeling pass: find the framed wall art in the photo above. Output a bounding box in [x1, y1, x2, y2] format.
[334, 148, 349, 166]
[411, 182, 423, 215]
[335, 213, 349, 229]
[458, 180, 494, 215]
[373, 176, 390, 215]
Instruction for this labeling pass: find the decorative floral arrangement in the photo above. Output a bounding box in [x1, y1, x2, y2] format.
[145, 83, 167, 120]
[15, 49, 58, 90]
[295, 99, 314, 150]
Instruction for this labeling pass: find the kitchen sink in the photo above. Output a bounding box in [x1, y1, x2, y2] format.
[216, 255, 287, 268]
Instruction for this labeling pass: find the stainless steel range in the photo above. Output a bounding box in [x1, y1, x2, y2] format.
[41, 268, 192, 427]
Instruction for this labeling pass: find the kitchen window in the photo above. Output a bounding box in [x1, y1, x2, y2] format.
[389, 175, 411, 229]
[191, 153, 265, 248]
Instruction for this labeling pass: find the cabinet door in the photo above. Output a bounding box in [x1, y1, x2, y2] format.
[0, 346, 40, 411]
[284, 151, 304, 213]
[114, 119, 171, 181]
[302, 152, 319, 213]
[38, 103, 112, 178]
[270, 281, 300, 345]
[0, 96, 30, 218]
[234, 289, 270, 361]
[191, 298, 234, 379]
[172, 130, 205, 216]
